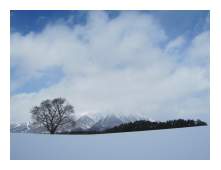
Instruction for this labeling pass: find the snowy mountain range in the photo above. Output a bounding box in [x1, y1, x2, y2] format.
[10, 113, 151, 133]
[10, 122, 47, 133]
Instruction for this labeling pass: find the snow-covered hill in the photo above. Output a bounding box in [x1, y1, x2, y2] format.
[10, 126, 210, 160]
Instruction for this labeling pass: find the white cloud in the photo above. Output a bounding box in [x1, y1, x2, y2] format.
[10, 11, 209, 123]
[186, 31, 210, 66]
[165, 36, 186, 53]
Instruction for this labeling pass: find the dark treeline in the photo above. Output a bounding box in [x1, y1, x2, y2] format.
[104, 119, 207, 133]
[63, 119, 207, 135]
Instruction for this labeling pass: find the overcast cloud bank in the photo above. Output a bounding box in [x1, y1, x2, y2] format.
[11, 11, 209, 123]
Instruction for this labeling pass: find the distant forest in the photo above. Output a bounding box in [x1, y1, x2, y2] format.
[63, 119, 207, 135]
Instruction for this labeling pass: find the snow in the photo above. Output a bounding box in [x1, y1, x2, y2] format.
[10, 126, 209, 160]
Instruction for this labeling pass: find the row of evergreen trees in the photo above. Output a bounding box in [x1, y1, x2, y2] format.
[65, 119, 207, 135]
[104, 119, 207, 133]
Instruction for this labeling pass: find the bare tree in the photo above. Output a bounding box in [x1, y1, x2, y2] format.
[31, 98, 75, 134]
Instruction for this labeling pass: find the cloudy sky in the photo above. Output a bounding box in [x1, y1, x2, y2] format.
[10, 10, 210, 123]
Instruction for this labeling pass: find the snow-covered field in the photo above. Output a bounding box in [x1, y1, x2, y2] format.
[10, 126, 209, 160]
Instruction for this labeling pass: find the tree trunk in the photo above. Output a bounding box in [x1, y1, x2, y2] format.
[50, 130, 55, 134]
